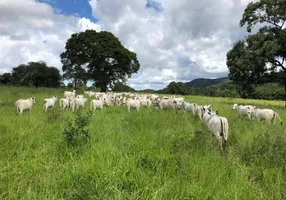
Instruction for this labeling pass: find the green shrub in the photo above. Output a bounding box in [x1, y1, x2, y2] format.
[62, 111, 92, 148]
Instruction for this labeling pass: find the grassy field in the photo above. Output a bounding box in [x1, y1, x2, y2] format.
[0, 86, 285, 199]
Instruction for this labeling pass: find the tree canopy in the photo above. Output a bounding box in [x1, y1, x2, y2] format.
[5, 61, 62, 87]
[0, 73, 12, 85]
[61, 30, 140, 92]
[227, 0, 286, 103]
[165, 81, 187, 95]
[111, 82, 135, 92]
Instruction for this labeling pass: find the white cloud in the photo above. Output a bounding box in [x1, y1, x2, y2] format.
[89, 0, 253, 90]
[0, 0, 255, 90]
[0, 0, 100, 74]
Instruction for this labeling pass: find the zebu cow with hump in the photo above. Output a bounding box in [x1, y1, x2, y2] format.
[204, 111, 229, 151]
[15, 97, 36, 114]
[250, 108, 283, 125]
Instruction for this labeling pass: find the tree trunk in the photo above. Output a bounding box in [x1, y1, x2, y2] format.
[100, 84, 107, 92]
[74, 79, 77, 90]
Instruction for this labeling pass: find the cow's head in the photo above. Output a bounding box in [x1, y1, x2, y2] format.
[232, 104, 238, 110]
[31, 97, 36, 104]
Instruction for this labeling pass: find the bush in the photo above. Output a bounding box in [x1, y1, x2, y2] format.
[62, 111, 92, 148]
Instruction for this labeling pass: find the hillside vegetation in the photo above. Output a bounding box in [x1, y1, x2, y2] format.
[185, 77, 229, 88]
[0, 86, 286, 199]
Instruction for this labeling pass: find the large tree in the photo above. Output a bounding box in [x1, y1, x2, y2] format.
[11, 61, 61, 87]
[61, 30, 140, 92]
[166, 81, 187, 95]
[227, 0, 286, 104]
[0, 73, 12, 85]
[226, 31, 270, 97]
[111, 81, 135, 92]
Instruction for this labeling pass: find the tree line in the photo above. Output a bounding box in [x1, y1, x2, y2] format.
[0, 61, 62, 88]
[159, 78, 285, 101]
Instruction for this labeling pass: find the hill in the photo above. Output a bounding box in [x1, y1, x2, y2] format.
[184, 77, 229, 88]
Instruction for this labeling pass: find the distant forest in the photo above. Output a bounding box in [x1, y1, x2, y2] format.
[0, 63, 284, 101]
[154, 71, 285, 101]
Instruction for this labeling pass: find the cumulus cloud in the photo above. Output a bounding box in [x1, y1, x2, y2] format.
[0, 0, 255, 90]
[0, 0, 100, 73]
[89, 0, 254, 90]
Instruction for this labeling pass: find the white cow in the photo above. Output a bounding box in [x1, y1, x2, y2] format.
[203, 110, 218, 125]
[232, 104, 255, 119]
[68, 97, 75, 112]
[204, 111, 229, 151]
[64, 90, 76, 98]
[103, 97, 113, 107]
[250, 108, 283, 125]
[90, 98, 104, 111]
[155, 98, 183, 110]
[59, 98, 69, 111]
[15, 97, 36, 114]
[139, 98, 152, 108]
[76, 94, 85, 99]
[126, 98, 141, 112]
[195, 105, 212, 120]
[182, 102, 197, 115]
[75, 97, 87, 110]
[43, 96, 57, 111]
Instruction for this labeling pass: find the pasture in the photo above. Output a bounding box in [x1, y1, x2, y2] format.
[0, 86, 285, 199]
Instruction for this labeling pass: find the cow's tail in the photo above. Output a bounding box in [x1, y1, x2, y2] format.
[274, 112, 283, 126]
[220, 118, 228, 150]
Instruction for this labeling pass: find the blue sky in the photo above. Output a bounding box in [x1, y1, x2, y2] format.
[38, 0, 97, 21]
[38, 0, 162, 22]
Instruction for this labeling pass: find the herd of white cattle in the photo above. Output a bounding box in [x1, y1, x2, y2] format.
[15, 90, 283, 151]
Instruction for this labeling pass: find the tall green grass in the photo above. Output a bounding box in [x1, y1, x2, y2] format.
[0, 86, 285, 199]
